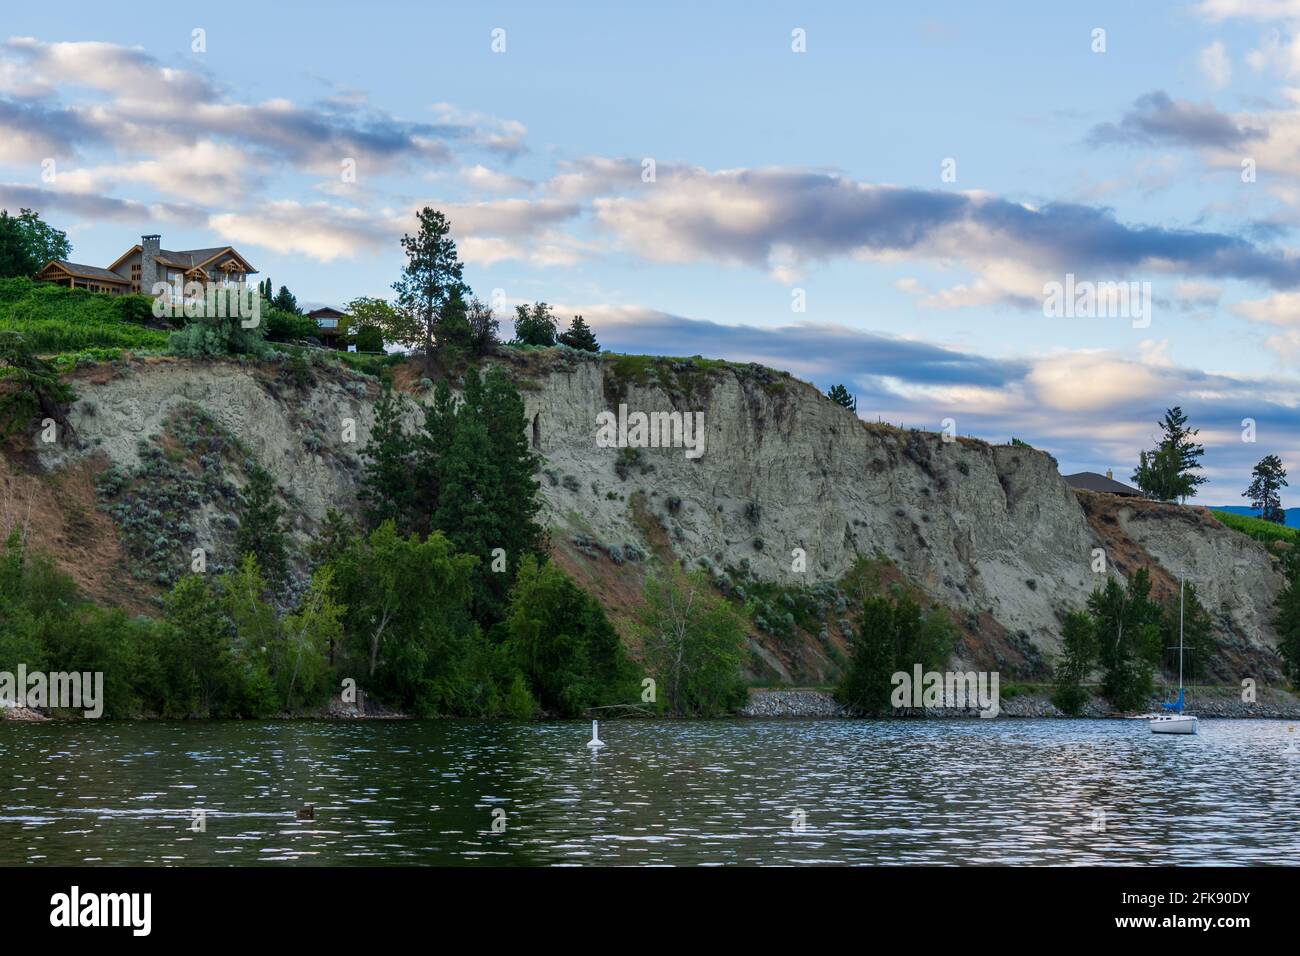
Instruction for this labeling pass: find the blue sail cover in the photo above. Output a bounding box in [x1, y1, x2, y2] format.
[1161, 688, 1186, 712]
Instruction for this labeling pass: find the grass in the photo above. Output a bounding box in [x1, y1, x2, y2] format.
[1209, 509, 1298, 546]
[0, 277, 170, 352]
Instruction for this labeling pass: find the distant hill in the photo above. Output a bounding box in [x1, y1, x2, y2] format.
[1209, 505, 1300, 529]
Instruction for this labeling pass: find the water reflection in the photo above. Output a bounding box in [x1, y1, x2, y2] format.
[1, 719, 1296, 865]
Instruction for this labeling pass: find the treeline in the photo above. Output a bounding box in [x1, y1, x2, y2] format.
[1, 362, 750, 718]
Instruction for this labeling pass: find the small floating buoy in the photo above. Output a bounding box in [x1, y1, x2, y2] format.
[296, 804, 315, 820]
[586, 719, 605, 750]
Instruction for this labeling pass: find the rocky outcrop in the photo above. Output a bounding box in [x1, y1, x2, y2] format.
[28, 350, 1290, 682]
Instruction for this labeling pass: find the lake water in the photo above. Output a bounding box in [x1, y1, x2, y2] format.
[2, 719, 1298, 866]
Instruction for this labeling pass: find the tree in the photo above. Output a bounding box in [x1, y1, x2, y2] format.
[837, 585, 955, 714]
[502, 555, 633, 716]
[271, 285, 300, 314]
[392, 207, 467, 374]
[1244, 454, 1288, 524]
[358, 386, 417, 533]
[0, 208, 71, 279]
[1086, 569, 1162, 710]
[1051, 610, 1096, 715]
[344, 296, 396, 354]
[558, 314, 599, 352]
[0, 330, 76, 439]
[512, 302, 557, 346]
[827, 384, 857, 411]
[635, 565, 750, 716]
[167, 310, 270, 358]
[1276, 565, 1300, 684]
[234, 466, 288, 586]
[1160, 581, 1215, 682]
[158, 573, 235, 717]
[1132, 406, 1207, 502]
[466, 296, 500, 355]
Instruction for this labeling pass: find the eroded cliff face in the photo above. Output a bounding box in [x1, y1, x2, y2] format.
[19, 351, 1288, 682]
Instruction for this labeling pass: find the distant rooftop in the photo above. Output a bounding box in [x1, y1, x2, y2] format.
[1063, 471, 1143, 497]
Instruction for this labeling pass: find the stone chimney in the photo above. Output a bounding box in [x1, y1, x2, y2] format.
[140, 234, 161, 295]
[1106, 468, 1113, 480]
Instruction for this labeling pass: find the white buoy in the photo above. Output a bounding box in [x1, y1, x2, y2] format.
[586, 719, 606, 750]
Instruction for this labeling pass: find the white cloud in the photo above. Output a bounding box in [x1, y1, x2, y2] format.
[1199, 40, 1233, 88]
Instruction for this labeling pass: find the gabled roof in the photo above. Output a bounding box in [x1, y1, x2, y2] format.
[308, 307, 347, 318]
[1063, 472, 1143, 496]
[105, 244, 258, 275]
[38, 260, 129, 284]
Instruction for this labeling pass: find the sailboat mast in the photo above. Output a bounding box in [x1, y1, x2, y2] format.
[1178, 577, 1184, 691]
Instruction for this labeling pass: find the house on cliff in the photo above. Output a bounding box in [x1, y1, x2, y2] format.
[36, 234, 258, 301]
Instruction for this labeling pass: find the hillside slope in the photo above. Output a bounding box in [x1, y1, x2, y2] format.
[10, 348, 1289, 684]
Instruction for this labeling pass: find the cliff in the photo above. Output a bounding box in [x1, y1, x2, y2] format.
[5, 348, 1288, 685]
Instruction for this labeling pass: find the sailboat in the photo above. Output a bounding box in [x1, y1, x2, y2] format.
[1151, 577, 1199, 735]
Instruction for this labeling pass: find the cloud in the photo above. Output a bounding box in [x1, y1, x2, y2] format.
[1196, 1, 1300, 22]
[208, 201, 399, 261]
[0, 182, 203, 223]
[582, 164, 1300, 296]
[0, 38, 527, 177]
[1088, 91, 1265, 148]
[1199, 41, 1234, 88]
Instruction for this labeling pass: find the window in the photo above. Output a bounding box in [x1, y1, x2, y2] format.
[317, 318, 338, 329]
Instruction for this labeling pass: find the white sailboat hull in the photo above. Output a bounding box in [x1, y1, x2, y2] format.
[1150, 715, 1199, 735]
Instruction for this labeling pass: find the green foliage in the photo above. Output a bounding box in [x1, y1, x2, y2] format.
[0, 329, 77, 438]
[345, 296, 394, 353]
[1211, 509, 1298, 545]
[235, 466, 288, 586]
[271, 285, 300, 314]
[502, 555, 634, 716]
[0, 277, 167, 351]
[512, 302, 557, 346]
[0, 208, 71, 279]
[167, 307, 270, 358]
[635, 565, 750, 716]
[1160, 581, 1215, 681]
[826, 383, 856, 411]
[1243, 454, 1288, 524]
[558, 314, 599, 352]
[359, 367, 544, 619]
[264, 306, 318, 342]
[837, 585, 955, 715]
[466, 296, 499, 355]
[392, 207, 467, 370]
[1086, 569, 1162, 710]
[1051, 610, 1096, 715]
[1132, 406, 1207, 502]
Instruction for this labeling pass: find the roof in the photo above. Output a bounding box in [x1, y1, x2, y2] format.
[1063, 472, 1144, 496]
[39, 260, 129, 284]
[107, 244, 258, 275]
[308, 307, 347, 318]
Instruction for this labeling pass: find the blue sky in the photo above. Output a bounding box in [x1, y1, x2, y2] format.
[3, 0, 1300, 503]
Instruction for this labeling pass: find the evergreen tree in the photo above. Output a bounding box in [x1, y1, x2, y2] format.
[1243, 454, 1288, 524]
[1132, 407, 1207, 502]
[358, 386, 417, 533]
[1160, 580, 1215, 682]
[0, 331, 77, 438]
[1276, 566, 1300, 684]
[392, 207, 467, 375]
[271, 285, 300, 314]
[837, 585, 955, 714]
[827, 384, 857, 411]
[558, 314, 599, 352]
[234, 466, 288, 586]
[512, 302, 557, 346]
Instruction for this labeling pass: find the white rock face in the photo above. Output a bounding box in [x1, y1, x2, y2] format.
[39, 354, 1286, 673]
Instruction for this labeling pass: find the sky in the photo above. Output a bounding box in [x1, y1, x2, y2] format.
[2, 0, 1300, 504]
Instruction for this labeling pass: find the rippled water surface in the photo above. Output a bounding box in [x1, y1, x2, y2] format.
[2, 719, 1297, 865]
